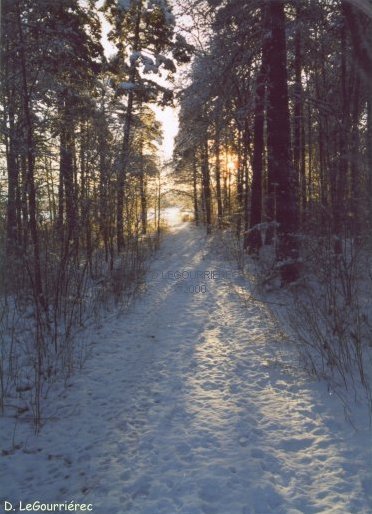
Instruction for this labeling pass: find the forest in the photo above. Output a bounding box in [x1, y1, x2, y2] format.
[176, 0, 372, 262]
[0, 0, 193, 426]
[1, 1, 372, 512]
[1, 0, 372, 425]
[174, 0, 372, 404]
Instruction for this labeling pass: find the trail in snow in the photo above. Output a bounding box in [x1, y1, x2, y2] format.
[1, 208, 372, 514]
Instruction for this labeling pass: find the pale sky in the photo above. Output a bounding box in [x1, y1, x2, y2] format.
[153, 105, 179, 160]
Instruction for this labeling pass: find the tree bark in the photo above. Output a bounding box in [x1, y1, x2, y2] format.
[266, 1, 299, 283]
[3, 3, 20, 256]
[17, 3, 45, 308]
[293, 8, 305, 221]
[59, 96, 77, 253]
[333, 23, 349, 251]
[139, 171, 147, 235]
[201, 140, 212, 234]
[192, 153, 199, 226]
[246, 49, 266, 254]
[214, 126, 223, 228]
[117, 2, 142, 251]
[342, 1, 372, 232]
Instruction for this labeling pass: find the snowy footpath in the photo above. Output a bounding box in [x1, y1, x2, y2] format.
[1, 209, 372, 514]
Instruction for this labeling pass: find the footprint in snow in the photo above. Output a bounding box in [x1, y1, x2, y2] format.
[280, 437, 314, 452]
[238, 435, 250, 447]
[251, 448, 266, 459]
[201, 381, 221, 391]
[198, 478, 224, 503]
[120, 471, 131, 482]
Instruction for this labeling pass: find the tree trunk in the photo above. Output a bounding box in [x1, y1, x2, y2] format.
[214, 127, 223, 228]
[3, 5, 20, 256]
[17, 3, 45, 308]
[192, 153, 199, 225]
[201, 140, 212, 234]
[367, 89, 372, 230]
[350, 74, 361, 240]
[333, 24, 349, 252]
[239, 123, 250, 240]
[266, 1, 299, 283]
[342, 1, 372, 233]
[246, 51, 266, 254]
[293, 9, 305, 221]
[5, 98, 19, 255]
[139, 171, 147, 236]
[59, 97, 77, 253]
[117, 2, 142, 251]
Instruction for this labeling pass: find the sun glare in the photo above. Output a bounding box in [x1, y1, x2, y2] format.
[154, 106, 179, 160]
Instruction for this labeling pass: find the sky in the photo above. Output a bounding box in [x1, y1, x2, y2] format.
[153, 105, 179, 160]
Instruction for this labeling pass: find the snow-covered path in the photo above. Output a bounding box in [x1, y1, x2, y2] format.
[2, 212, 372, 514]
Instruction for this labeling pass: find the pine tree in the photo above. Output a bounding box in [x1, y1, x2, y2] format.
[102, 0, 189, 250]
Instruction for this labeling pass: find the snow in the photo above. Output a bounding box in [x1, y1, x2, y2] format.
[118, 81, 137, 90]
[156, 54, 176, 73]
[130, 51, 143, 64]
[1, 209, 372, 514]
[117, 0, 132, 11]
[130, 52, 157, 72]
[129, 51, 176, 75]
[146, 0, 175, 25]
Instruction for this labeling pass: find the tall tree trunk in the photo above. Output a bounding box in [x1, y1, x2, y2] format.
[80, 122, 92, 268]
[57, 160, 64, 236]
[201, 140, 212, 234]
[293, 8, 305, 221]
[214, 126, 223, 228]
[117, 2, 142, 251]
[239, 123, 250, 240]
[98, 108, 110, 262]
[246, 52, 266, 253]
[307, 101, 313, 213]
[266, 1, 299, 283]
[20, 154, 28, 249]
[350, 74, 361, 240]
[5, 97, 19, 255]
[139, 169, 147, 236]
[59, 96, 77, 254]
[3, 5, 20, 256]
[367, 89, 372, 230]
[235, 130, 244, 238]
[342, 1, 372, 233]
[192, 153, 199, 226]
[17, 3, 45, 308]
[334, 24, 349, 252]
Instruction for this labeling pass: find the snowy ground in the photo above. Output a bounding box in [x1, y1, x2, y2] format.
[1, 208, 372, 514]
